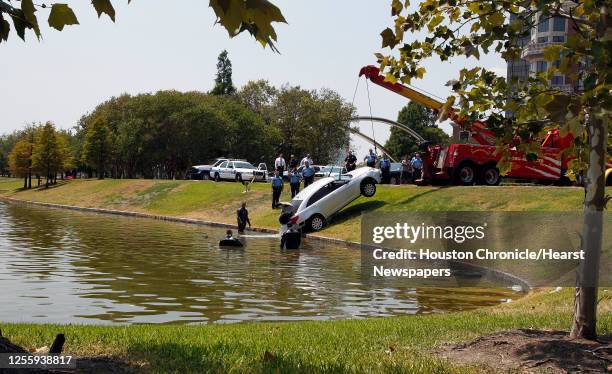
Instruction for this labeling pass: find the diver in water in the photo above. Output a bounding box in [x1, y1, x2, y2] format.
[219, 229, 243, 247]
[280, 224, 301, 250]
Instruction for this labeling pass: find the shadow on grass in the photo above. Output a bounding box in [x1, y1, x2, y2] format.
[329, 200, 387, 226]
[395, 185, 450, 206]
[126, 342, 350, 373]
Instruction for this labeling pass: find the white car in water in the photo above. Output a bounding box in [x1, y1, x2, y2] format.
[284, 167, 381, 231]
[211, 160, 268, 182]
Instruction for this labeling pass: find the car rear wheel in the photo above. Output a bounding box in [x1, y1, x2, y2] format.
[454, 163, 476, 185]
[361, 179, 377, 197]
[214, 173, 220, 182]
[307, 214, 326, 232]
[480, 165, 500, 186]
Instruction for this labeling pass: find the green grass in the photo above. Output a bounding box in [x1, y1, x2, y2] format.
[3, 289, 610, 373]
[0, 177, 584, 242]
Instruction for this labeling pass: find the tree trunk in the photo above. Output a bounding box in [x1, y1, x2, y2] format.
[23, 176, 27, 189]
[570, 113, 607, 340]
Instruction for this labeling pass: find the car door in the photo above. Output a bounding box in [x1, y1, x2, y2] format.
[326, 178, 354, 214]
[223, 161, 236, 180]
[216, 161, 228, 179]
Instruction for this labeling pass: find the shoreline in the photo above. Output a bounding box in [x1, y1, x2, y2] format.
[0, 194, 532, 292]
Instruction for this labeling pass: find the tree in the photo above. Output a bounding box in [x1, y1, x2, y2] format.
[211, 50, 237, 96]
[378, 0, 609, 339]
[8, 139, 33, 188]
[238, 79, 278, 122]
[81, 117, 112, 179]
[385, 102, 449, 159]
[32, 122, 66, 188]
[272, 86, 354, 164]
[0, 0, 286, 51]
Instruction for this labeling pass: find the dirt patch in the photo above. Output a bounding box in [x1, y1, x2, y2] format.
[434, 329, 611, 373]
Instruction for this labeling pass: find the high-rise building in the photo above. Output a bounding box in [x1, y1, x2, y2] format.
[509, 6, 581, 94]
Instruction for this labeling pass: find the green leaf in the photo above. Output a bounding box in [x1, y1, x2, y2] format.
[91, 0, 116, 22]
[21, 0, 40, 37]
[10, 10, 27, 40]
[488, 12, 504, 27]
[380, 27, 397, 48]
[0, 13, 10, 42]
[48, 3, 80, 31]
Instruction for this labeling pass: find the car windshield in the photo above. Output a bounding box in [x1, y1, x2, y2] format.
[212, 159, 225, 166]
[233, 162, 255, 169]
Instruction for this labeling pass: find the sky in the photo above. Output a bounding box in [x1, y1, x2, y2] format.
[0, 0, 507, 160]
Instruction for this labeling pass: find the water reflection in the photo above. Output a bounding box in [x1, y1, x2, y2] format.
[0, 202, 520, 324]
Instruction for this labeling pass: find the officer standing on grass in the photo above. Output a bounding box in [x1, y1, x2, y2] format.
[274, 153, 286, 174]
[271, 170, 284, 208]
[344, 150, 357, 172]
[380, 153, 391, 184]
[364, 149, 377, 168]
[302, 161, 315, 188]
[300, 153, 313, 168]
[289, 154, 299, 170]
[289, 167, 301, 198]
[411, 152, 423, 182]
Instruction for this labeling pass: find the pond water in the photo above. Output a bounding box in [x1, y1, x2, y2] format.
[0, 201, 521, 325]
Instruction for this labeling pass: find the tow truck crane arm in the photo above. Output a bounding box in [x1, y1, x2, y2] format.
[359, 65, 496, 146]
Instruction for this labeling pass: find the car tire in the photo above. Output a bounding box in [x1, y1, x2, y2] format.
[360, 179, 377, 197]
[307, 214, 326, 232]
[480, 165, 501, 186]
[235, 173, 242, 183]
[454, 162, 476, 185]
[214, 173, 220, 182]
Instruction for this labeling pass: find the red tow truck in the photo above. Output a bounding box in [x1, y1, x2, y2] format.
[360, 65, 612, 186]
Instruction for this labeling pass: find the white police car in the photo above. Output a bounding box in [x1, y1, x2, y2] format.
[285, 167, 381, 231]
[211, 160, 268, 182]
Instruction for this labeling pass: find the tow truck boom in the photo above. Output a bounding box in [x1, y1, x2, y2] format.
[359, 65, 496, 146]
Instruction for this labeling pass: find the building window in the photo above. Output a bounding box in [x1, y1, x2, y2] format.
[554, 60, 561, 68]
[538, 18, 549, 32]
[551, 76, 564, 85]
[536, 60, 548, 73]
[538, 36, 548, 43]
[552, 35, 565, 42]
[553, 17, 566, 32]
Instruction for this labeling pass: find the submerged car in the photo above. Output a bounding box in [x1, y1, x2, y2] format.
[211, 160, 268, 182]
[285, 167, 381, 231]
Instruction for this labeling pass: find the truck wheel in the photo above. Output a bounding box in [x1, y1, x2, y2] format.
[307, 214, 326, 232]
[214, 173, 220, 182]
[235, 173, 242, 183]
[360, 179, 377, 197]
[454, 163, 476, 185]
[480, 166, 501, 186]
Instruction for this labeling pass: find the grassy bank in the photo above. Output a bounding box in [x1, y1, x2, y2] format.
[0, 177, 583, 242]
[2, 288, 610, 373]
[1, 177, 604, 373]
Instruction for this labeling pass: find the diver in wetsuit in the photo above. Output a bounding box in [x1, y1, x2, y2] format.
[280, 224, 301, 250]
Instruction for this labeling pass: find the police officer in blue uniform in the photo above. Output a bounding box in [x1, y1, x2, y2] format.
[271, 170, 284, 208]
[380, 153, 391, 184]
[364, 149, 377, 168]
[302, 161, 315, 188]
[289, 167, 301, 198]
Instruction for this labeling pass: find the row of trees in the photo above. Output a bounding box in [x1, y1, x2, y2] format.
[7, 122, 73, 188]
[2, 85, 354, 182]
